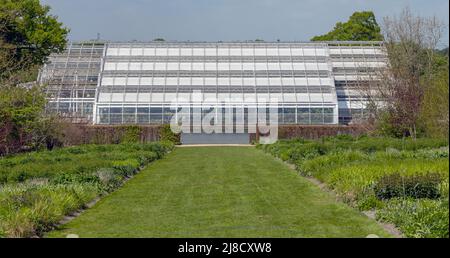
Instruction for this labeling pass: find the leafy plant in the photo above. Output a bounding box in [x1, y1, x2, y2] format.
[120, 125, 142, 144]
[311, 11, 383, 41]
[159, 124, 181, 145]
[374, 173, 442, 200]
[112, 159, 140, 178]
[0, 142, 172, 237]
[376, 198, 449, 238]
[258, 136, 449, 238]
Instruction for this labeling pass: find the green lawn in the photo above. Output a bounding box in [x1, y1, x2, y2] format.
[47, 147, 390, 238]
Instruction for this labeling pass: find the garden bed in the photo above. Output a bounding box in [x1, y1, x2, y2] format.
[0, 142, 174, 237]
[257, 136, 449, 238]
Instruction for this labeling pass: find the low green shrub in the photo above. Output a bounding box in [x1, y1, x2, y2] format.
[440, 181, 449, 199]
[0, 142, 171, 237]
[50, 172, 100, 185]
[120, 125, 142, 144]
[65, 146, 87, 155]
[19, 156, 37, 165]
[136, 152, 158, 166]
[0, 182, 98, 238]
[259, 136, 449, 238]
[413, 147, 449, 159]
[297, 150, 369, 177]
[0, 174, 7, 185]
[374, 173, 442, 200]
[376, 198, 449, 238]
[159, 124, 181, 144]
[7, 170, 28, 183]
[112, 159, 140, 178]
[356, 194, 384, 211]
[96, 168, 123, 192]
[0, 142, 173, 184]
[326, 159, 448, 201]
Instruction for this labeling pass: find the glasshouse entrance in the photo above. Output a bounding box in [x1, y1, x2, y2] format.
[181, 133, 250, 145]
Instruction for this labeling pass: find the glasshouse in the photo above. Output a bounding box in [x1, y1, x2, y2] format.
[38, 41, 387, 126]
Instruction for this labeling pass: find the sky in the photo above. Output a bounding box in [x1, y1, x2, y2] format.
[41, 0, 449, 47]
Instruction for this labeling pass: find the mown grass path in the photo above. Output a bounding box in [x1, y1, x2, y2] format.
[47, 147, 390, 238]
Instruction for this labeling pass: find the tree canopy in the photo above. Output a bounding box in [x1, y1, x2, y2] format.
[1, 0, 69, 155]
[311, 11, 383, 41]
[0, 0, 69, 82]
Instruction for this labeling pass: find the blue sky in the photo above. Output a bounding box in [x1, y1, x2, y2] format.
[41, 0, 449, 47]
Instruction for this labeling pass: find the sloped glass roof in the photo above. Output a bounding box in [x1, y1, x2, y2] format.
[39, 41, 386, 126]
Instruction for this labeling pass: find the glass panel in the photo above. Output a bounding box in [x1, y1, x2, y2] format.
[110, 107, 122, 114]
[163, 108, 175, 123]
[137, 115, 149, 124]
[58, 103, 70, 113]
[310, 108, 324, 124]
[85, 90, 96, 98]
[83, 103, 93, 114]
[150, 114, 162, 123]
[324, 108, 334, 123]
[297, 108, 310, 124]
[150, 107, 163, 114]
[277, 108, 283, 124]
[110, 114, 122, 124]
[124, 107, 136, 114]
[46, 102, 58, 113]
[283, 108, 296, 124]
[324, 114, 334, 124]
[137, 107, 150, 114]
[98, 114, 110, 124]
[123, 114, 136, 124]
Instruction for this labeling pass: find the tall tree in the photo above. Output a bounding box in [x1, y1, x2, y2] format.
[0, 0, 69, 155]
[374, 7, 445, 138]
[0, 0, 69, 83]
[311, 11, 383, 41]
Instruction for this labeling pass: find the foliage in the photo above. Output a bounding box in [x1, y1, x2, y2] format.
[0, 0, 69, 82]
[311, 11, 383, 41]
[259, 136, 448, 160]
[0, 85, 68, 155]
[0, 86, 66, 156]
[326, 158, 448, 202]
[0, 85, 56, 155]
[375, 111, 418, 138]
[0, 142, 173, 237]
[376, 198, 449, 238]
[159, 124, 181, 144]
[419, 61, 449, 139]
[1, 0, 70, 156]
[120, 125, 142, 144]
[46, 147, 390, 238]
[112, 159, 140, 178]
[95, 168, 123, 193]
[374, 173, 442, 200]
[258, 136, 449, 238]
[373, 8, 446, 138]
[0, 143, 174, 184]
[0, 182, 98, 237]
[357, 194, 384, 211]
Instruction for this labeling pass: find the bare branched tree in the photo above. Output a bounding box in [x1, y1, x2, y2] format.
[364, 7, 445, 138]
